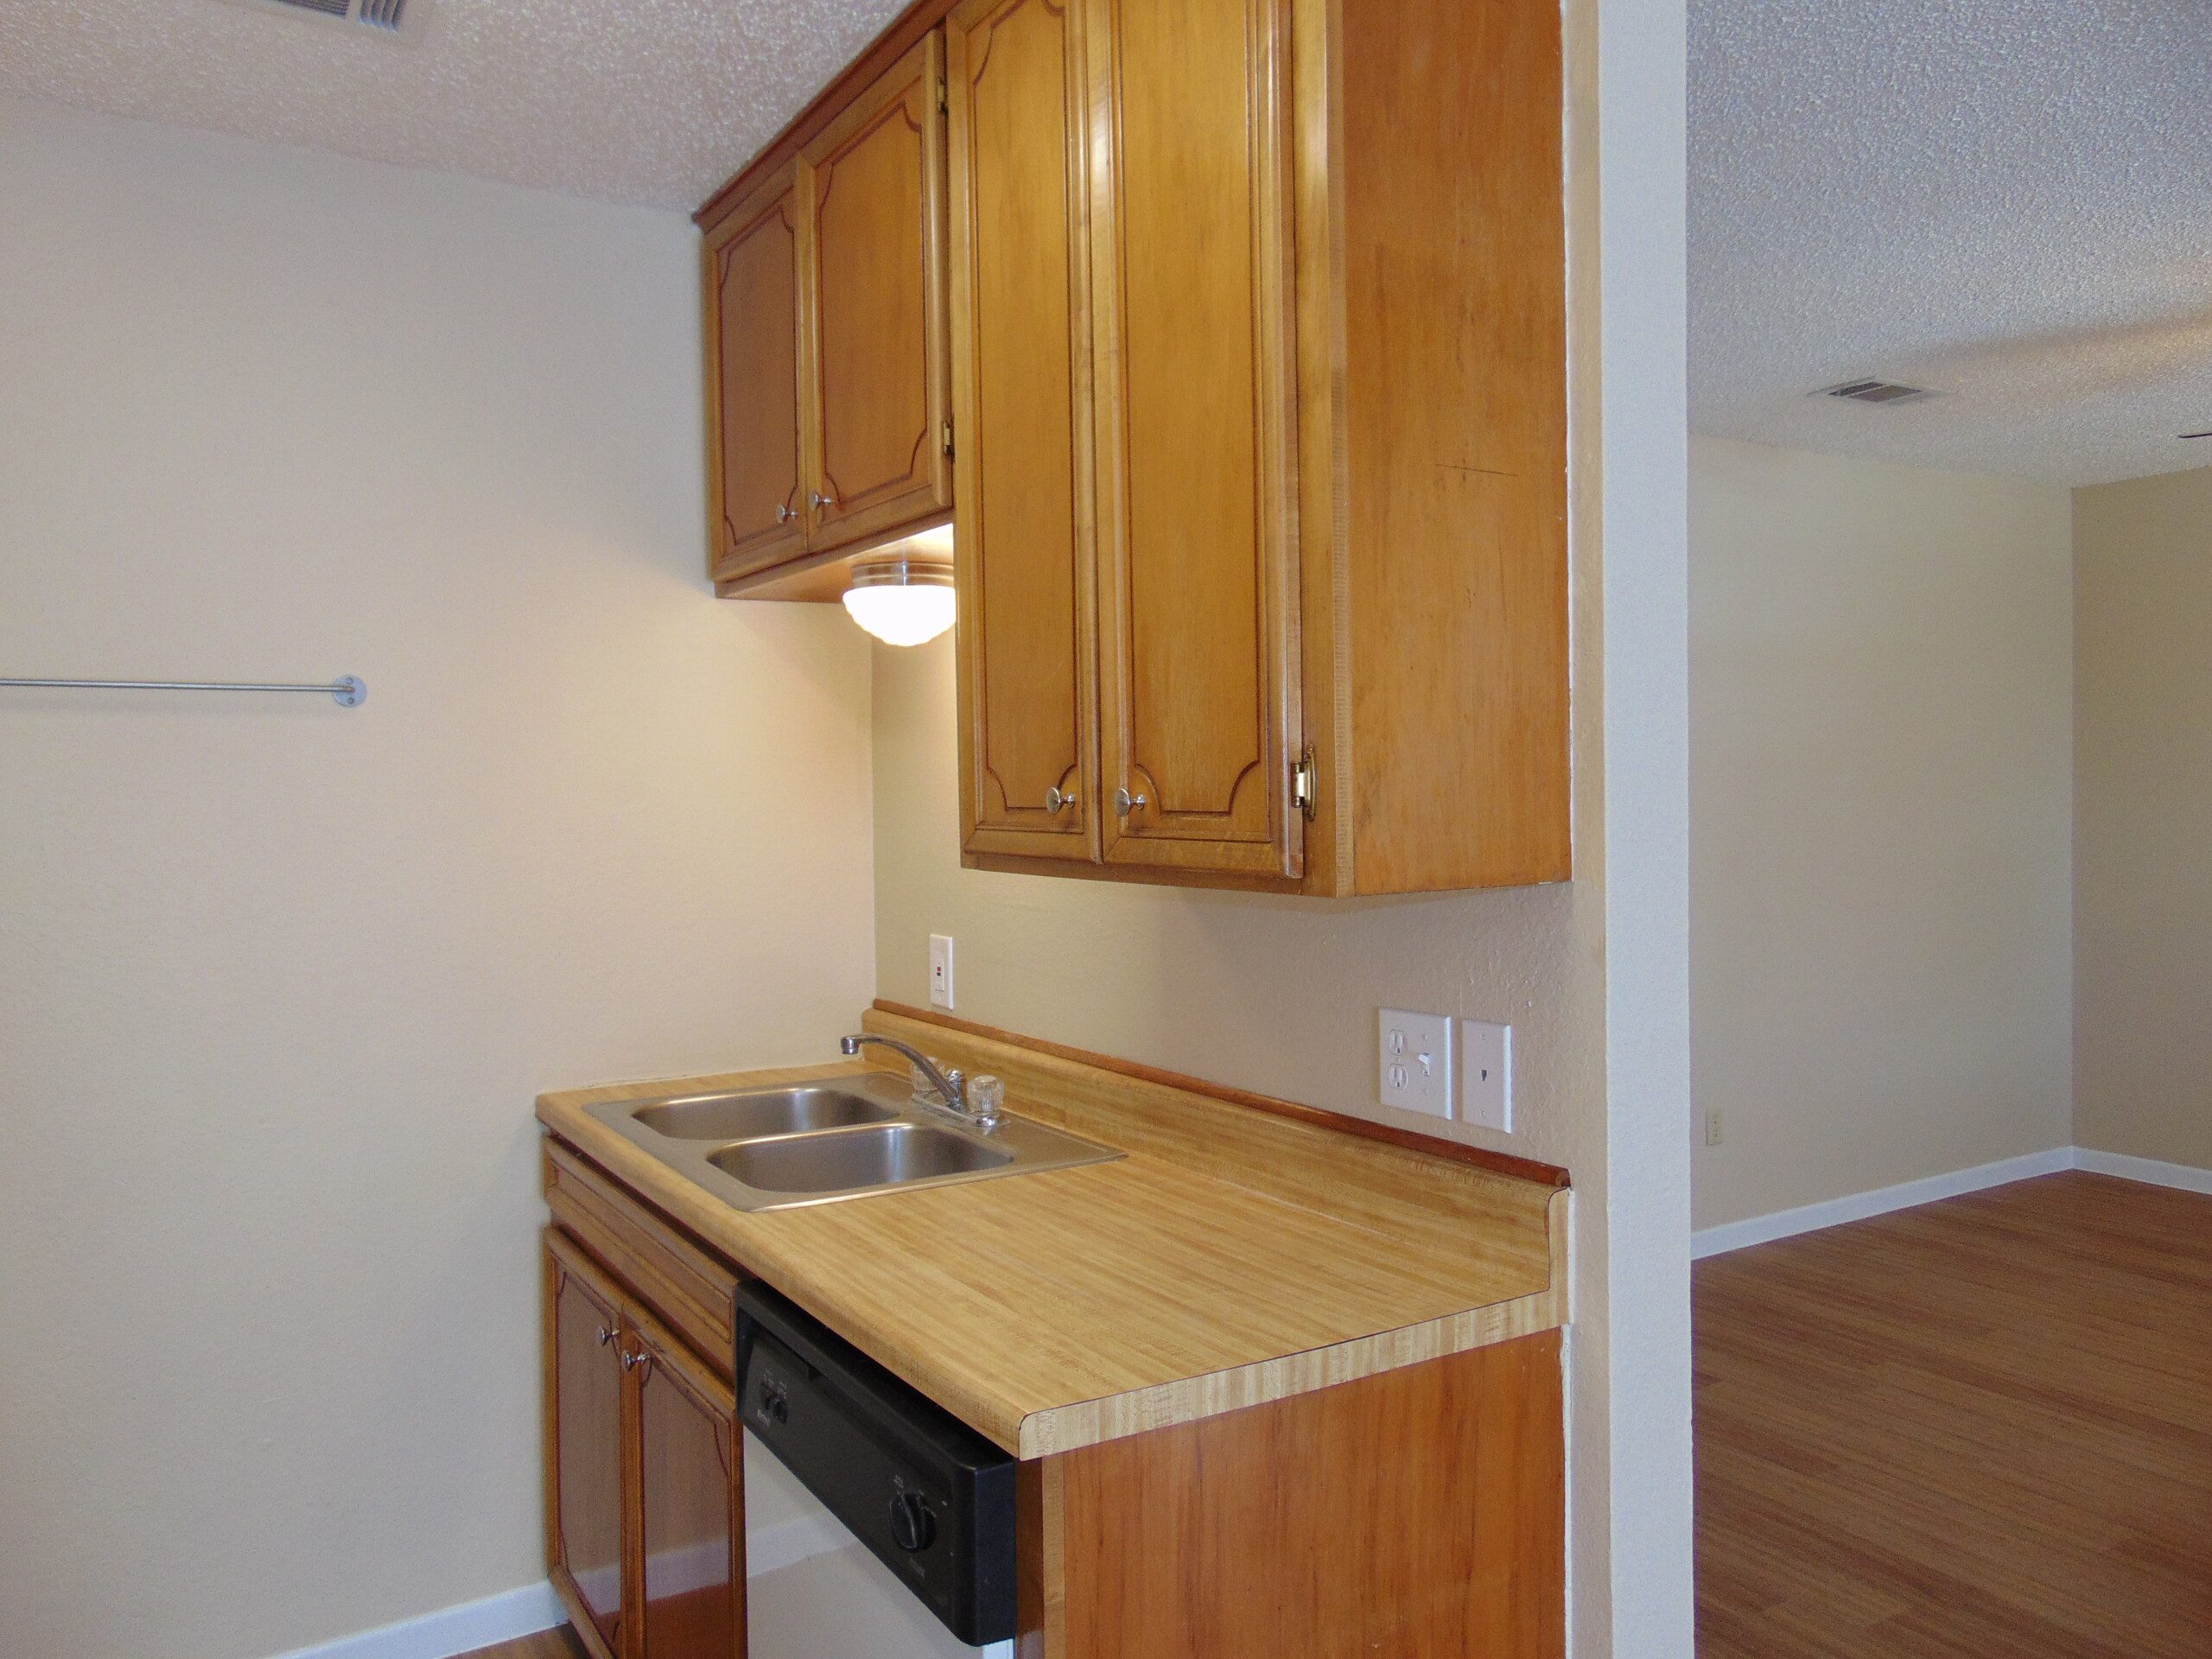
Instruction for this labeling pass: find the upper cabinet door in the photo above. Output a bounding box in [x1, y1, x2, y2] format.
[1087, 0, 1301, 880]
[798, 35, 953, 554]
[703, 168, 805, 582]
[948, 0, 1098, 861]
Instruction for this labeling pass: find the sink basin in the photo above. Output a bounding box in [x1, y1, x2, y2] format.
[711, 1122, 1014, 1195]
[633, 1088, 898, 1141]
[579, 1068, 1120, 1211]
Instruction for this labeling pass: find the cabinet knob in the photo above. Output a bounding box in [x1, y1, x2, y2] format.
[776, 504, 795, 524]
[809, 490, 838, 512]
[595, 1325, 615, 1347]
[620, 1348, 652, 1377]
[1046, 786, 1077, 815]
[1114, 788, 1148, 817]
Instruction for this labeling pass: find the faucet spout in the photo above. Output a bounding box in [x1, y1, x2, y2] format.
[839, 1033, 965, 1115]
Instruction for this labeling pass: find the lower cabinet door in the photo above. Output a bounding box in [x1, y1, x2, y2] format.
[546, 1232, 628, 1657]
[633, 1309, 747, 1659]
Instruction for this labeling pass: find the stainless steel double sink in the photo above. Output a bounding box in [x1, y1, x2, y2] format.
[583, 1069, 1121, 1211]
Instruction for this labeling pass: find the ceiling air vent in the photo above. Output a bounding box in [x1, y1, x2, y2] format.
[219, 0, 429, 42]
[1817, 378, 1933, 406]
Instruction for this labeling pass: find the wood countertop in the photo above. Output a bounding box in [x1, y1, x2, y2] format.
[537, 1005, 1568, 1458]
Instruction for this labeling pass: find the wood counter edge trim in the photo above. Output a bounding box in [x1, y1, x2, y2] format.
[696, 0, 961, 232]
[872, 999, 1571, 1189]
[1014, 1285, 1564, 1457]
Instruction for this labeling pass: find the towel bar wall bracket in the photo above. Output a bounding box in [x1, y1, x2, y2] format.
[0, 675, 366, 707]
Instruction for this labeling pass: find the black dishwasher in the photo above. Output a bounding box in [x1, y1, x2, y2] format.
[734, 1281, 1019, 1647]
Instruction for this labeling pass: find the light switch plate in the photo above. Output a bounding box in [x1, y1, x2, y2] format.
[1459, 1020, 1513, 1133]
[928, 934, 955, 1009]
[1378, 1009, 1452, 1119]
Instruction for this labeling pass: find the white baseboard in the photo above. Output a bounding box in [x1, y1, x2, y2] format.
[266, 1516, 854, 1659]
[267, 1580, 563, 1659]
[1691, 1147, 2077, 1259]
[1694, 1144, 2212, 1258]
[2074, 1146, 2212, 1195]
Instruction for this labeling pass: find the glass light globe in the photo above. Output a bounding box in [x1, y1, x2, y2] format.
[842, 558, 956, 646]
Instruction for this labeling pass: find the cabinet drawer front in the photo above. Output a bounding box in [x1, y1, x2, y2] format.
[706, 170, 806, 580]
[1090, 0, 1301, 879]
[802, 34, 953, 551]
[544, 1140, 740, 1378]
[950, 0, 1099, 861]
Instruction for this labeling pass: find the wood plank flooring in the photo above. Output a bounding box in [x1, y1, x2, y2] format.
[1697, 1171, 2212, 1659]
[456, 1627, 586, 1659]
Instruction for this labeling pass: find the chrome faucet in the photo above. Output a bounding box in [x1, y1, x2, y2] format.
[839, 1034, 1004, 1132]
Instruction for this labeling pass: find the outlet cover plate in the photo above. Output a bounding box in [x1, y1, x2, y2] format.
[929, 934, 955, 1010]
[1460, 1020, 1513, 1133]
[1378, 1009, 1452, 1119]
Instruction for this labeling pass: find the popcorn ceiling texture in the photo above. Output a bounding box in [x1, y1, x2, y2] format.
[0, 0, 906, 213]
[1692, 0, 2212, 486]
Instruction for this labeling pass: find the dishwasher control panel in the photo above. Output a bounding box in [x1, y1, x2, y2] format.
[736, 1281, 1018, 1645]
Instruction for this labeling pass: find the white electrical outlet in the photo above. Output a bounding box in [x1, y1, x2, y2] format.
[1459, 1020, 1513, 1133]
[1378, 1009, 1452, 1119]
[1704, 1107, 1725, 1147]
[929, 934, 956, 1009]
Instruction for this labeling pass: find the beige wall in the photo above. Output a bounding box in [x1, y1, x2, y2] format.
[1689, 438, 2075, 1230]
[2074, 466, 2212, 1170]
[0, 99, 874, 1659]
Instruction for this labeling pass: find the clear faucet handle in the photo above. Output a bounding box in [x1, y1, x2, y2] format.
[968, 1075, 1005, 1128]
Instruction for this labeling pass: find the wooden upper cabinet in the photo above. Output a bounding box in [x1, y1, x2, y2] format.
[696, 0, 1570, 895]
[703, 170, 804, 583]
[1086, 0, 1301, 880]
[948, 0, 1097, 860]
[798, 35, 953, 554]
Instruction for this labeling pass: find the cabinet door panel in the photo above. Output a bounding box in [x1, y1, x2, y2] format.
[801, 35, 952, 552]
[950, 0, 1098, 860]
[546, 1234, 628, 1658]
[634, 1313, 745, 1659]
[1090, 0, 1300, 878]
[706, 174, 805, 581]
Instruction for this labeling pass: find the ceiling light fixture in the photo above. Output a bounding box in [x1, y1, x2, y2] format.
[842, 557, 955, 647]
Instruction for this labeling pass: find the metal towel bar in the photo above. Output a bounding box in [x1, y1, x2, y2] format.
[0, 675, 366, 707]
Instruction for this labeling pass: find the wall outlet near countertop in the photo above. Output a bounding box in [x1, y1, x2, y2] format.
[1378, 1008, 1452, 1119]
[1460, 1019, 1514, 1133]
[1704, 1107, 1725, 1147]
[929, 934, 955, 1009]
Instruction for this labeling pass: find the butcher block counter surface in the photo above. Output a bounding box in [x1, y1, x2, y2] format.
[537, 1004, 1568, 1458]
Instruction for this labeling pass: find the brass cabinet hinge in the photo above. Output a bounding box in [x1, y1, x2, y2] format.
[1293, 746, 1318, 820]
[942, 417, 955, 458]
[938, 77, 950, 115]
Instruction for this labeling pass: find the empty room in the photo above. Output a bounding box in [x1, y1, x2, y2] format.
[1689, 3, 2212, 1654]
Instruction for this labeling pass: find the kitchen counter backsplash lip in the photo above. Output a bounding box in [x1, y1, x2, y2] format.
[537, 1033, 1567, 1459]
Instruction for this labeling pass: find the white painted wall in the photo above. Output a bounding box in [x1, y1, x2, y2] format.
[1688, 438, 2075, 1230]
[2074, 465, 2212, 1173]
[869, 0, 1694, 1648]
[0, 99, 874, 1659]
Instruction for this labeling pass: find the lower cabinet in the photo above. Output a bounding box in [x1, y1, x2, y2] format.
[545, 1228, 747, 1659]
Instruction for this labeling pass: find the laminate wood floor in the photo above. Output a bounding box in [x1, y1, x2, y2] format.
[456, 1627, 587, 1659]
[1697, 1171, 2212, 1659]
